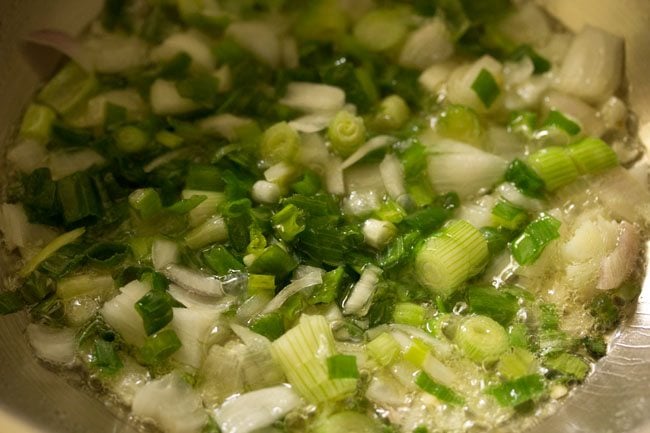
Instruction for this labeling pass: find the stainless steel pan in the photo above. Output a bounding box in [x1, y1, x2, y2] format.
[1, 1, 649, 432]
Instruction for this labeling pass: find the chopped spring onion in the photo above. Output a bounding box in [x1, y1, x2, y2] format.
[567, 137, 619, 175]
[436, 104, 482, 145]
[251, 180, 281, 204]
[152, 239, 179, 271]
[139, 329, 183, 365]
[114, 125, 149, 153]
[367, 332, 401, 367]
[327, 354, 360, 379]
[271, 204, 305, 242]
[56, 273, 114, 300]
[497, 347, 537, 380]
[271, 315, 357, 402]
[373, 95, 410, 131]
[505, 159, 546, 198]
[341, 135, 395, 170]
[415, 371, 464, 406]
[454, 315, 509, 363]
[415, 220, 488, 297]
[247, 274, 275, 296]
[542, 110, 581, 136]
[38, 62, 97, 115]
[392, 302, 426, 327]
[511, 214, 561, 265]
[184, 215, 228, 250]
[262, 270, 322, 314]
[26, 323, 77, 365]
[471, 68, 501, 109]
[491, 200, 528, 230]
[92, 339, 123, 375]
[202, 245, 244, 276]
[527, 147, 579, 191]
[248, 245, 298, 279]
[19, 103, 56, 143]
[129, 188, 163, 220]
[312, 411, 384, 433]
[486, 374, 545, 407]
[163, 264, 225, 298]
[135, 290, 175, 335]
[398, 18, 454, 70]
[328, 111, 367, 158]
[353, 8, 408, 52]
[280, 82, 345, 113]
[19, 227, 85, 277]
[260, 122, 300, 166]
[362, 219, 397, 249]
[467, 285, 519, 326]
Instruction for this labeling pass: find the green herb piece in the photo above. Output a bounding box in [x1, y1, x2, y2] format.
[114, 125, 149, 154]
[491, 200, 528, 230]
[327, 354, 360, 379]
[185, 164, 223, 191]
[327, 111, 367, 157]
[92, 339, 123, 375]
[480, 227, 511, 257]
[129, 188, 163, 219]
[510, 45, 551, 74]
[248, 244, 298, 279]
[511, 214, 561, 265]
[505, 159, 546, 198]
[19, 103, 56, 143]
[56, 172, 103, 227]
[542, 110, 581, 136]
[250, 312, 285, 341]
[471, 68, 500, 108]
[202, 245, 244, 275]
[544, 352, 589, 381]
[247, 274, 275, 295]
[135, 290, 175, 336]
[467, 285, 519, 326]
[437, 104, 482, 144]
[486, 374, 545, 407]
[272, 204, 306, 242]
[309, 267, 346, 305]
[455, 315, 509, 363]
[393, 302, 426, 326]
[415, 371, 464, 406]
[139, 329, 182, 365]
[86, 242, 129, 267]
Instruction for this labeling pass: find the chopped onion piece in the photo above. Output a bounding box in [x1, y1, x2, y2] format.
[7, 139, 48, 173]
[85, 34, 149, 74]
[214, 385, 303, 433]
[326, 156, 346, 195]
[226, 21, 281, 68]
[289, 112, 336, 133]
[496, 3, 551, 46]
[542, 91, 602, 137]
[598, 221, 641, 291]
[152, 239, 179, 270]
[171, 306, 220, 368]
[163, 264, 225, 298]
[0, 203, 57, 251]
[419, 61, 455, 94]
[26, 324, 76, 365]
[101, 280, 149, 346]
[447, 56, 503, 113]
[71, 89, 146, 128]
[379, 153, 407, 202]
[151, 31, 215, 70]
[280, 82, 345, 113]
[555, 26, 623, 103]
[26, 29, 93, 71]
[398, 18, 453, 70]
[198, 114, 253, 141]
[150, 79, 199, 116]
[341, 135, 396, 170]
[252, 180, 281, 204]
[343, 265, 382, 316]
[132, 372, 208, 433]
[49, 149, 105, 180]
[262, 271, 323, 314]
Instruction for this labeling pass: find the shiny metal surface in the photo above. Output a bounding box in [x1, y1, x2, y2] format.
[0, 1, 649, 432]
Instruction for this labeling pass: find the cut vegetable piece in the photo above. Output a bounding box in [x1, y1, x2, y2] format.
[472, 68, 501, 108]
[511, 214, 561, 266]
[260, 122, 300, 166]
[393, 302, 426, 327]
[467, 285, 519, 326]
[185, 215, 229, 250]
[343, 265, 382, 316]
[280, 82, 345, 113]
[415, 371, 464, 406]
[150, 79, 200, 116]
[248, 245, 298, 279]
[505, 159, 546, 198]
[455, 315, 509, 363]
[399, 18, 454, 70]
[542, 110, 581, 136]
[527, 147, 579, 191]
[26, 323, 76, 365]
[20, 227, 85, 277]
[214, 385, 303, 433]
[328, 111, 367, 158]
[270, 314, 357, 403]
[139, 329, 182, 365]
[436, 105, 482, 145]
[567, 137, 618, 175]
[327, 354, 359, 379]
[19, 104, 56, 143]
[353, 8, 408, 52]
[367, 332, 401, 367]
[226, 21, 281, 68]
[491, 200, 527, 231]
[38, 62, 97, 115]
[163, 264, 225, 298]
[132, 372, 208, 433]
[101, 280, 150, 346]
[544, 352, 589, 381]
[151, 31, 215, 70]
[486, 374, 545, 407]
[312, 411, 384, 433]
[415, 220, 488, 297]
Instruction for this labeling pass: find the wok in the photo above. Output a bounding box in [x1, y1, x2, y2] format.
[0, 1, 649, 432]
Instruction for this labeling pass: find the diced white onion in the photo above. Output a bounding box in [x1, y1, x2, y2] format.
[71, 89, 146, 128]
[132, 372, 208, 433]
[555, 26, 624, 103]
[366, 375, 410, 407]
[325, 156, 346, 195]
[496, 3, 551, 46]
[108, 356, 150, 407]
[150, 31, 215, 70]
[280, 82, 345, 113]
[447, 56, 503, 113]
[341, 135, 396, 170]
[398, 18, 454, 70]
[49, 148, 105, 180]
[289, 112, 336, 133]
[457, 195, 498, 229]
[599, 96, 628, 131]
[7, 139, 48, 173]
[379, 153, 407, 202]
[419, 61, 455, 94]
[171, 306, 220, 368]
[152, 238, 179, 270]
[343, 265, 382, 316]
[85, 34, 149, 74]
[214, 385, 303, 433]
[495, 182, 544, 211]
[262, 271, 323, 314]
[198, 114, 253, 141]
[362, 219, 397, 249]
[150, 79, 200, 116]
[251, 180, 281, 204]
[163, 264, 224, 298]
[264, 162, 297, 187]
[101, 280, 149, 346]
[0, 203, 57, 251]
[592, 167, 650, 224]
[226, 21, 281, 68]
[26, 324, 77, 365]
[598, 221, 641, 291]
[426, 139, 508, 200]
